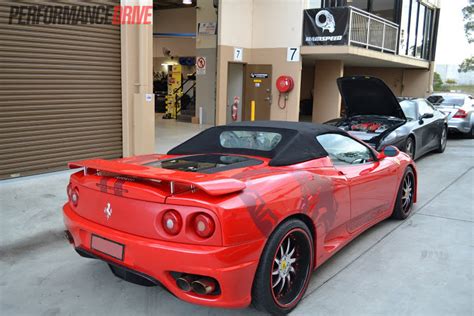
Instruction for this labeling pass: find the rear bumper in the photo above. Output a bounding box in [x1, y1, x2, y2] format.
[63, 204, 264, 308]
[448, 119, 471, 133]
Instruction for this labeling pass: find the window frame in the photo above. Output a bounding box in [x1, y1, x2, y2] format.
[417, 99, 435, 116]
[316, 133, 378, 166]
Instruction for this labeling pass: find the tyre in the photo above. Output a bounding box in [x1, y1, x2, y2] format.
[434, 126, 447, 153]
[469, 126, 474, 139]
[404, 136, 415, 159]
[252, 219, 314, 315]
[391, 167, 415, 220]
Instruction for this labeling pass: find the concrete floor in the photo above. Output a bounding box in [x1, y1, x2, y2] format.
[1, 119, 473, 315]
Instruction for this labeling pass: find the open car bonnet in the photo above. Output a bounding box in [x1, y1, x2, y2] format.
[337, 76, 406, 120]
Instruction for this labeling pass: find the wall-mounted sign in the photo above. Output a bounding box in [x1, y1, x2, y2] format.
[198, 22, 217, 35]
[196, 56, 206, 75]
[287, 47, 300, 62]
[303, 8, 349, 46]
[250, 73, 268, 78]
[234, 47, 243, 61]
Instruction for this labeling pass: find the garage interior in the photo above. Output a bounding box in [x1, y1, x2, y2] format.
[153, 0, 217, 130]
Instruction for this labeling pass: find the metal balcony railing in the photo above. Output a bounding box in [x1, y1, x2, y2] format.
[348, 6, 399, 53]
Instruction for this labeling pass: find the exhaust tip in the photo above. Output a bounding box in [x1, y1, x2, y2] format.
[176, 275, 194, 292]
[191, 278, 216, 295]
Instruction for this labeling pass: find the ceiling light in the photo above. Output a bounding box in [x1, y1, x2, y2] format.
[183, 0, 192, 4]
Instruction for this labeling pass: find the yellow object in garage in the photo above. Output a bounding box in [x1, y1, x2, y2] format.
[164, 64, 182, 119]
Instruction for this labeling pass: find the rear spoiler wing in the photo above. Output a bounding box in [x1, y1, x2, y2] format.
[69, 159, 246, 196]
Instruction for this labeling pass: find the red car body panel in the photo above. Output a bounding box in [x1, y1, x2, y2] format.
[63, 150, 417, 308]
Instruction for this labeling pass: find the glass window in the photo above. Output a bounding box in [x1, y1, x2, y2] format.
[307, 0, 322, 8]
[317, 134, 375, 165]
[321, 0, 347, 7]
[399, 0, 411, 55]
[407, 0, 419, 57]
[348, 0, 369, 11]
[371, 0, 397, 22]
[400, 100, 418, 120]
[417, 100, 434, 115]
[427, 95, 465, 107]
[423, 7, 433, 59]
[415, 4, 425, 58]
[219, 131, 282, 151]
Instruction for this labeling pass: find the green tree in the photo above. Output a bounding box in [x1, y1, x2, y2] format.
[459, 4, 474, 72]
[459, 56, 474, 73]
[433, 72, 444, 91]
[462, 4, 474, 43]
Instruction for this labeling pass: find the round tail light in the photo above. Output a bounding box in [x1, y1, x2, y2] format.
[162, 210, 182, 235]
[71, 188, 79, 207]
[193, 213, 215, 238]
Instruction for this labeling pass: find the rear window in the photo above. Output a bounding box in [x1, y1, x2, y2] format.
[219, 130, 282, 151]
[428, 95, 465, 106]
[144, 154, 262, 173]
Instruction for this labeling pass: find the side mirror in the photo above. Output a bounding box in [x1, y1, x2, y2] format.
[420, 113, 434, 119]
[378, 145, 399, 159]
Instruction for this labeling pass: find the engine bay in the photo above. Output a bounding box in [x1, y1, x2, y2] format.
[337, 118, 397, 134]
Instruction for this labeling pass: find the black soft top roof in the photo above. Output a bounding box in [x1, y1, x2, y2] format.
[168, 121, 348, 166]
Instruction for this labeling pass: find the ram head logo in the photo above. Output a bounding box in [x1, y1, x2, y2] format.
[315, 10, 336, 33]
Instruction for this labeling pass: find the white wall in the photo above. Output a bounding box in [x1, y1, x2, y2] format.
[251, 0, 304, 48]
[219, 0, 253, 48]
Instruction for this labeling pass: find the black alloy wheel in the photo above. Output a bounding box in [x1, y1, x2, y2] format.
[435, 126, 447, 153]
[391, 167, 415, 220]
[252, 219, 313, 315]
[405, 137, 415, 159]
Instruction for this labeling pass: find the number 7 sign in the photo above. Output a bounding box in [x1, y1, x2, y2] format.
[234, 47, 243, 61]
[287, 47, 300, 62]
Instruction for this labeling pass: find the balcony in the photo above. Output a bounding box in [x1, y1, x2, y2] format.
[348, 6, 398, 54]
[301, 6, 429, 69]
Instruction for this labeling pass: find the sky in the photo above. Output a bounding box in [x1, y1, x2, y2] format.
[435, 0, 473, 65]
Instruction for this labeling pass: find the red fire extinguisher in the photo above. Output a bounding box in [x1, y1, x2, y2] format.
[276, 75, 294, 109]
[232, 96, 239, 121]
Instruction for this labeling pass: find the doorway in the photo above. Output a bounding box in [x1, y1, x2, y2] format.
[243, 64, 272, 121]
[226, 63, 244, 124]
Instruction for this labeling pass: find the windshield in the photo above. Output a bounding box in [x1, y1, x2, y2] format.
[427, 95, 465, 106]
[219, 130, 282, 151]
[400, 100, 417, 120]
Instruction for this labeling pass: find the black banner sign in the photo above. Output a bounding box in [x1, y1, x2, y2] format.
[303, 8, 349, 46]
[250, 73, 269, 78]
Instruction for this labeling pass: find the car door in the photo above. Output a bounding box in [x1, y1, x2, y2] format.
[416, 99, 439, 152]
[317, 134, 399, 233]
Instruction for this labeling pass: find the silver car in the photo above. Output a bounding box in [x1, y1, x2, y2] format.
[428, 93, 474, 138]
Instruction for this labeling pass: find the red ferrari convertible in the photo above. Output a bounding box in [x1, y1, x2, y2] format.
[63, 121, 417, 315]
